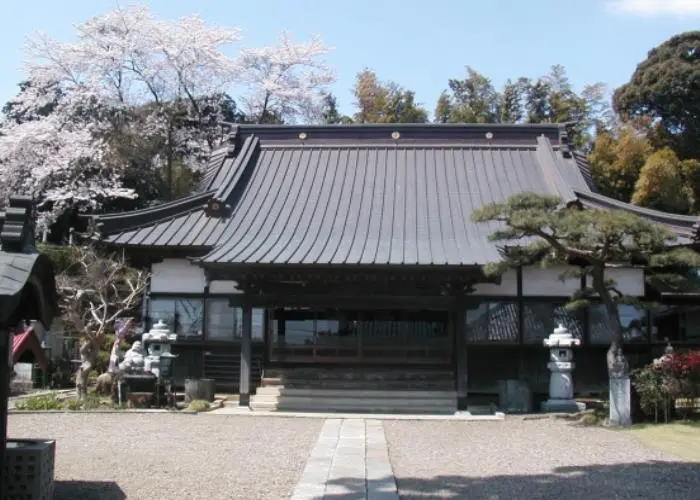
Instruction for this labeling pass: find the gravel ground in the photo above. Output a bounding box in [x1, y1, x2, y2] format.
[8, 413, 322, 500]
[384, 416, 700, 500]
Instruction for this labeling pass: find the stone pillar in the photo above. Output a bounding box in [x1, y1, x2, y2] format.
[541, 325, 585, 413]
[0, 327, 10, 496]
[609, 349, 631, 427]
[609, 376, 631, 427]
[455, 302, 468, 411]
[239, 304, 252, 407]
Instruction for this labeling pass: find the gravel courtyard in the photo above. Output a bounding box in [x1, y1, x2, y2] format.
[8, 413, 322, 500]
[384, 417, 700, 499]
[8, 413, 700, 500]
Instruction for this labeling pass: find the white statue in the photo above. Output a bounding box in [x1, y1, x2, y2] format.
[118, 341, 147, 373]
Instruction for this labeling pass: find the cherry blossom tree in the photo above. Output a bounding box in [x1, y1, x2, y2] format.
[238, 31, 336, 124]
[0, 5, 336, 228]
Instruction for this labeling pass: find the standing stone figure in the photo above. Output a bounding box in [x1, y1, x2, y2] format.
[609, 343, 631, 427]
[76, 337, 98, 398]
[610, 345, 629, 379]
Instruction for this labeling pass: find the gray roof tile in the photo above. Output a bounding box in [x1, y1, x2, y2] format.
[201, 144, 565, 265]
[96, 124, 700, 264]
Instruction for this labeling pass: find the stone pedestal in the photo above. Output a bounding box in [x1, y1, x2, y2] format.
[541, 325, 585, 413]
[3, 439, 55, 499]
[609, 376, 631, 427]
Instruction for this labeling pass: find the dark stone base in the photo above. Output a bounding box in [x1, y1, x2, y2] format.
[541, 399, 586, 413]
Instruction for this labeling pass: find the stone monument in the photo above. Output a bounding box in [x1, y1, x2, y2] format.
[541, 324, 585, 413]
[609, 343, 631, 427]
[141, 320, 178, 378]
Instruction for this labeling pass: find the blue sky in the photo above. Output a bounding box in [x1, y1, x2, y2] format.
[1, 0, 699, 117]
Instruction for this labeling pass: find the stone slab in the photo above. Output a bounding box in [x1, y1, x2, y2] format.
[290, 418, 399, 500]
[609, 377, 632, 427]
[207, 408, 505, 420]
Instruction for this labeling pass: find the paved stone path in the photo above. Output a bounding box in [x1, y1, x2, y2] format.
[291, 419, 399, 500]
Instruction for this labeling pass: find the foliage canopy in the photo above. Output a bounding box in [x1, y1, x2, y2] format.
[471, 192, 700, 356]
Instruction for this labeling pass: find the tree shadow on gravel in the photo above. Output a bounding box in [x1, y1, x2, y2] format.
[325, 461, 700, 499]
[54, 480, 126, 500]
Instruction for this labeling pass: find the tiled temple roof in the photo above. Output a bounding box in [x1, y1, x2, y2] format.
[94, 123, 700, 266]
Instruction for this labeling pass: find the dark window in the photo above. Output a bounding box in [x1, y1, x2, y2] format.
[523, 302, 583, 343]
[588, 304, 647, 344]
[206, 298, 241, 341]
[149, 298, 203, 337]
[651, 305, 700, 343]
[466, 302, 518, 343]
[206, 299, 264, 341]
[271, 309, 447, 345]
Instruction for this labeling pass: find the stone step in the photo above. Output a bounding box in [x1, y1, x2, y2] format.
[250, 401, 457, 414]
[261, 379, 454, 390]
[250, 386, 457, 415]
[255, 387, 456, 399]
[263, 369, 454, 383]
[252, 394, 455, 405]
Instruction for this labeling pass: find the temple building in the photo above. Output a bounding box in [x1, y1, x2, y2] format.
[94, 123, 700, 412]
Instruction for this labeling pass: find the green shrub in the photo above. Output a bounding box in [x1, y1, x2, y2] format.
[66, 392, 107, 410]
[36, 244, 83, 274]
[66, 399, 82, 410]
[14, 393, 63, 410]
[186, 400, 210, 412]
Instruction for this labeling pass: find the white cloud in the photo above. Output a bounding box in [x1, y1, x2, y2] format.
[606, 0, 700, 16]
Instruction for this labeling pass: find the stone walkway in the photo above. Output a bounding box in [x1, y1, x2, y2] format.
[291, 419, 399, 500]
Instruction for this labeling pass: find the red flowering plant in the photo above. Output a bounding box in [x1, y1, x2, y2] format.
[632, 350, 700, 422]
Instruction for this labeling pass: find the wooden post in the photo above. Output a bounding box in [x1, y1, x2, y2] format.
[455, 299, 468, 411]
[239, 303, 252, 407]
[0, 326, 10, 495]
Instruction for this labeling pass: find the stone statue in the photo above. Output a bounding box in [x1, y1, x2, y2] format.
[664, 338, 675, 355]
[610, 344, 629, 378]
[118, 341, 147, 373]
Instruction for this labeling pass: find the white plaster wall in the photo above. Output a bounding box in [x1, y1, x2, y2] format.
[473, 270, 518, 296]
[209, 280, 243, 294]
[522, 265, 580, 296]
[603, 268, 645, 296]
[521, 265, 644, 297]
[150, 259, 206, 293]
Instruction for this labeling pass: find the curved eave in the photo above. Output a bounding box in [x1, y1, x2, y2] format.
[102, 207, 231, 248]
[96, 190, 215, 236]
[575, 190, 700, 242]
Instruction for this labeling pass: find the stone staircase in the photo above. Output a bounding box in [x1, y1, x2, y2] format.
[250, 367, 457, 414]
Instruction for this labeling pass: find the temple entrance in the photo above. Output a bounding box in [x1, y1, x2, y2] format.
[268, 308, 452, 364]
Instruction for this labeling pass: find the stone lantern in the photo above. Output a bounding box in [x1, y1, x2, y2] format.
[142, 320, 178, 378]
[541, 324, 585, 413]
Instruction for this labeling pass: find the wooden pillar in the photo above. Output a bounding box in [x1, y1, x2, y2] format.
[239, 303, 252, 407]
[455, 298, 468, 411]
[0, 326, 9, 494]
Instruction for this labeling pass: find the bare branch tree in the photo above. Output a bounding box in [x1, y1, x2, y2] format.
[55, 244, 148, 397]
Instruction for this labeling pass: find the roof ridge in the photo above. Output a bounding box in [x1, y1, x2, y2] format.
[535, 135, 577, 203]
[259, 142, 540, 150]
[206, 135, 260, 217]
[197, 144, 236, 192]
